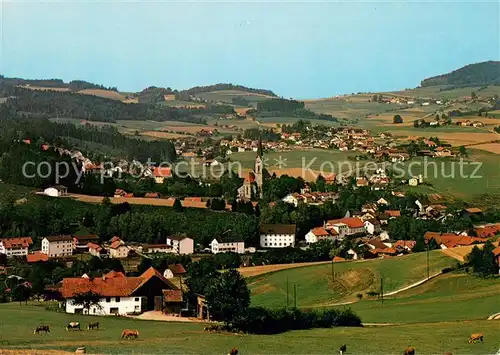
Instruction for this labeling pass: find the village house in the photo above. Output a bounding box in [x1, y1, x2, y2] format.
[26, 251, 49, 263]
[107, 237, 129, 258]
[305, 227, 338, 244]
[260, 224, 296, 248]
[73, 235, 99, 253]
[364, 219, 381, 235]
[114, 189, 127, 198]
[41, 236, 74, 258]
[60, 268, 180, 315]
[0, 237, 33, 257]
[434, 147, 453, 157]
[166, 235, 194, 255]
[43, 185, 68, 197]
[210, 238, 245, 254]
[325, 217, 366, 239]
[88, 243, 106, 257]
[163, 264, 186, 279]
[152, 167, 172, 184]
[423, 232, 487, 249]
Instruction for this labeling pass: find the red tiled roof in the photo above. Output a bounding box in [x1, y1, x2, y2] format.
[385, 210, 401, 217]
[26, 251, 48, 263]
[163, 289, 183, 302]
[327, 217, 365, 229]
[474, 224, 500, 238]
[60, 267, 176, 298]
[114, 189, 126, 196]
[332, 256, 346, 262]
[144, 192, 159, 198]
[153, 167, 172, 178]
[310, 227, 330, 237]
[370, 247, 397, 255]
[110, 240, 124, 249]
[367, 239, 387, 249]
[425, 232, 487, 248]
[393, 240, 416, 250]
[465, 208, 482, 214]
[0, 237, 32, 249]
[167, 264, 186, 275]
[87, 242, 102, 251]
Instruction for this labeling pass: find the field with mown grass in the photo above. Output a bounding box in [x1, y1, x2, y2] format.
[249, 251, 456, 309]
[0, 303, 498, 354]
[349, 273, 500, 324]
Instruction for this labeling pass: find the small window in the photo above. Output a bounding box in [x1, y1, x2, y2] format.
[135, 297, 140, 302]
[106, 297, 111, 303]
[115, 297, 120, 302]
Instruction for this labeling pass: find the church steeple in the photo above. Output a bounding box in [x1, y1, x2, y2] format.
[257, 133, 263, 158]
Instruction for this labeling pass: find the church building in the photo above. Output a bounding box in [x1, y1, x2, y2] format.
[238, 140, 263, 199]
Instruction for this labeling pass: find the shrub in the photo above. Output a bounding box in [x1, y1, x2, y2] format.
[231, 307, 361, 334]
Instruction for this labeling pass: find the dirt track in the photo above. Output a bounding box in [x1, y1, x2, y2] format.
[238, 261, 331, 277]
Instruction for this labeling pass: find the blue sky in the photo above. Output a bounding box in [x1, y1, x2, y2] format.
[1, 0, 498, 98]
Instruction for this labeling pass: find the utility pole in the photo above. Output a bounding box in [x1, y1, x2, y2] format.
[426, 244, 430, 279]
[331, 259, 335, 282]
[286, 277, 289, 308]
[380, 276, 384, 305]
[293, 284, 297, 309]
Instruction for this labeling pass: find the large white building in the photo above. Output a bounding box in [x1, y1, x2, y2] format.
[210, 238, 245, 254]
[0, 237, 32, 257]
[166, 235, 194, 255]
[260, 224, 296, 248]
[61, 268, 179, 315]
[325, 218, 366, 239]
[41, 235, 73, 258]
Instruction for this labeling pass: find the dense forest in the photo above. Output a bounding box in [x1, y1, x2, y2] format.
[251, 98, 338, 122]
[1, 87, 207, 124]
[0, 114, 177, 162]
[137, 86, 176, 103]
[420, 61, 500, 87]
[0, 75, 117, 91]
[177, 83, 277, 100]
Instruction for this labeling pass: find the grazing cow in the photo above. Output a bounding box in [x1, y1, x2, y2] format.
[66, 322, 81, 331]
[339, 344, 347, 354]
[87, 322, 99, 330]
[404, 347, 415, 355]
[33, 325, 50, 334]
[469, 333, 483, 343]
[121, 329, 139, 340]
[228, 348, 238, 355]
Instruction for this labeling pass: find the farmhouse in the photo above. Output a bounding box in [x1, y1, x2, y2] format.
[41, 235, 73, 258]
[364, 219, 381, 235]
[305, 227, 338, 244]
[107, 237, 129, 258]
[43, 185, 68, 197]
[61, 268, 179, 315]
[260, 224, 296, 248]
[166, 235, 194, 255]
[88, 243, 106, 257]
[152, 167, 172, 184]
[73, 235, 99, 253]
[0, 237, 33, 257]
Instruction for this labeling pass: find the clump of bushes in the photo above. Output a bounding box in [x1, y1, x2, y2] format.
[231, 307, 362, 334]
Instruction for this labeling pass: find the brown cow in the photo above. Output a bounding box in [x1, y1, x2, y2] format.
[33, 325, 50, 334]
[404, 347, 415, 355]
[469, 333, 483, 343]
[228, 349, 238, 355]
[121, 329, 139, 340]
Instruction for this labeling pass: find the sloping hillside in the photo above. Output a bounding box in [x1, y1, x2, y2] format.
[249, 251, 456, 308]
[421, 61, 500, 87]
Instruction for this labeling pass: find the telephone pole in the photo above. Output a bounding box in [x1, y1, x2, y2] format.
[426, 244, 430, 279]
[286, 277, 289, 308]
[331, 259, 335, 282]
[293, 284, 297, 309]
[380, 276, 384, 305]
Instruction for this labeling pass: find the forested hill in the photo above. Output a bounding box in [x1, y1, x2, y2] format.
[420, 61, 500, 87]
[179, 83, 277, 97]
[0, 75, 117, 91]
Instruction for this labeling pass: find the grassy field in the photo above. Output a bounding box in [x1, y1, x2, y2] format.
[0, 303, 498, 354]
[349, 273, 500, 324]
[249, 251, 456, 309]
[393, 151, 500, 201]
